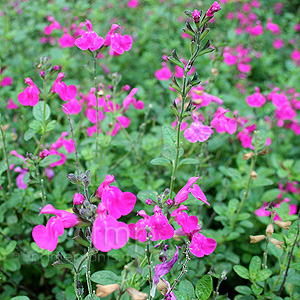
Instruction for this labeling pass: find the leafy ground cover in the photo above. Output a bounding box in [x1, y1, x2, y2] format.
[1, 0, 300, 299]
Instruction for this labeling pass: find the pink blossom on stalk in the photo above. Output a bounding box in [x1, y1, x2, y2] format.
[18, 77, 40, 106]
[206, 1, 221, 17]
[193, 9, 201, 23]
[190, 232, 217, 257]
[249, 21, 263, 36]
[171, 205, 199, 233]
[97, 174, 136, 219]
[40, 149, 50, 158]
[104, 24, 120, 46]
[75, 19, 104, 51]
[273, 39, 284, 49]
[128, 210, 150, 242]
[266, 18, 280, 34]
[111, 33, 133, 55]
[73, 193, 85, 205]
[91, 203, 129, 252]
[149, 206, 175, 241]
[184, 114, 213, 143]
[211, 107, 237, 135]
[32, 204, 78, 251]
[7, 98, 19, 109]
[14, 166, 28, 189]
[62, 98, 82, 115]
[1, 76, 12, 86]
[155, 63, 172, 81]
[122, 88, 144, 110]
[51, 73, 77, 101]
[291, 49, 300, 65]
[295, 24, 300, 32]
[44, 16, 61, 35]
[238, 62, 251, 73]
[127, 0, 139, 8]
[246, 87, 266, 107]
[59, 28, 75, 48]
[63, 138, 75, 153]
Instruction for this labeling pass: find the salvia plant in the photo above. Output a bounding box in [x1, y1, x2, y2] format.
[0, 1, 300, 300]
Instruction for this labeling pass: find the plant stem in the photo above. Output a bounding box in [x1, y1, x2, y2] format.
[270, 249, 288, 293]
[74, 271, 83, 300]
[35, 162, 46, 207]
[278, 209, 300, 296]
[33, 79, 48, 156]
[116, 266, 130, 300]
[0, 124, 12, 192]
[86, 243, 94, 300]
[146, 232, 153, 293]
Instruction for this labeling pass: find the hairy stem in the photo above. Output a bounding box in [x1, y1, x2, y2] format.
[35, 162, 47, 207]
[74, 271, 83, 300]
[86, 243, 94, 300]
[0, 124, 12, 192]
[93, 53, 99, 161]
[116, 266, 130, 300]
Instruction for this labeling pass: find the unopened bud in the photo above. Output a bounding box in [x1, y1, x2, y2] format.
[73, 193, 85, 205]
[146, 199, 152, 205]
[266, 223, 274, 238]
[166, 198, 173, 205]
[270, 238, 284, 249]
[258, 148, 268, 156]
[274, 220, 292, 230]
[40, 149, 50, 158]
[157, 279, 169, 295]
[250, 235, 266, 243]
[243, 152, 254, 160]
[126, 287, 148, 300]
[251, 170, 257, 180]
[96, 284, 120, 297]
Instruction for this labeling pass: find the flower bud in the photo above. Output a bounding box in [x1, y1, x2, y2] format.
[126, 287, 148, 300]
[192, 9, 201, 23]
[40, 149, 50, 158]
[249, 235, 266, 243]
[270, 238, 284, 249]
[251, 170, 257, 180]
[243, 152, 254, 160]
[266, 223, 274, 238]
[274, 220, 292, 230]
[146, 199, 152, 205]
[157, 279, 169, 295]
[73, 193, 85, 205]
[96, 284, 120, 297]
[40, 70, 45, 78]
[166, 198, 173, 205]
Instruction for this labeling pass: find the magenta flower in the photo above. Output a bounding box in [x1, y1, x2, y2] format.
[104, 24, 120, 46]
[97, 174, 136, 219]
[62, 98, 82, 115]
[122, 88, 144, 110]
[149, 206, 175, 241]
[206, 1, 221, 17]
[52, 73, 77, 101]
[249, 21, 263, 36]
[7, 98, 19, 110]
[246, 87, 266, 107]
[14, 166, 28, 189]
[44, 16, 61, 35]
[127, 0, 139, 8]
[75, 19, 104, 51]
[59, 28, 76, 48]
[73, 193, 85, 205]
[193, 9, 201, 23]
[175, 176, 210, 206]
[91, 203, 129, 252]
[1, 76, 12, 86]
[155, 63, 172, 81]
[211, 107, 237, 135]
[190, 232, 217, 257]
[40, 149, 50, 158]
[171, 205, 199, 234]
[32, 204, 79, 251]
[111, 33, 133, 55]
[129, 210, 150, 242]
[184, 114, 214, 143]
[18, 77, 40, 106]
[266, 18, 280, 34]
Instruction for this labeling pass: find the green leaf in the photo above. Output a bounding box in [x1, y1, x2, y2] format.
[249, 256, 261, 280]
[179, 280, 195, 299]
[11, 297, 30, 300]
[262, 189, 280, 202]
[91, 270, 121, 284]
[24, 128, 36, 141]
[234, 265, 249, 279]
[162, 125, 176, 145]
[162, 143, 177, 161]
[167, 49, 185, 69]
[137, 190, 158, 202]
[235, 285, 252, 295]
[251, 284, 263, 295]
[252, 178, 273, 187]
[228, 198, 239, 214]
[195, 275, 213, 300]
[46, 120, 56, 132]
[179, 158, 199, 166]
[256, 269, 272, 281]
[33, 101, 51, 122]
[29, 120, 43, 132]
[127, 245, 145, 258]
[6, 241, 17, 255]
[150, 157, 171, 166]
[39, 154, 61, 167]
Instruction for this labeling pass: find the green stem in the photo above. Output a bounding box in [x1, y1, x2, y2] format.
[146, 232, 153, 294]
[116, 266, 130, 300]
[35, 162, 46, 207]
[33, 79, 48, 156]
[0, 125, 12, 192]
[86, 243, 94, 300]
[93, 53, 99, 161]
[74, 271, 83, 300]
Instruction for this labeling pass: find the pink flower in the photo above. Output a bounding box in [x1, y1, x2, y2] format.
[190, 232, 217, 257]
[184, 114, 213, 143]
[32, 204, 78, 251]
[104, 24, 120, 46]
[175, 177, 210, 206]
[75, 19, 104, 51]
[266, 18, 280, 34]
[40, 149, 50, 158]
[14, 166, 28, 189]
[62, 98, 82, 115]
[59, 28, 75, 48]
[223, 52, 237, 65]
[73, 193, 85, 205]
[97, 175, 136, 219]
[238, 63, 251, 73]
[122, 88, 144, 110]
[249, 21, 263, 36]
[7, 98, 19, 109]
[246, 87, 266, 107]
[63, 138, 75, 153]
[18, 77, 40, 106]
[111, 33, 133, 55]
[291, 49, 300, 65]
[148, 206, 174, 241]
[129, 210, 150, 242]
[44, 16, 61, 35]
[127, 0, 139, 8]
[171, 205, 199, 234]
[91, 203, 129, 252]
[193, 9, 201, 23]
[52, 73, 77, 101]
[273, 39, 284, 49]
[1, 76, 12, 86]
[155, 63, 172, 81]
[206, 1, 221, 17]
[211, 107, 237, 135]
